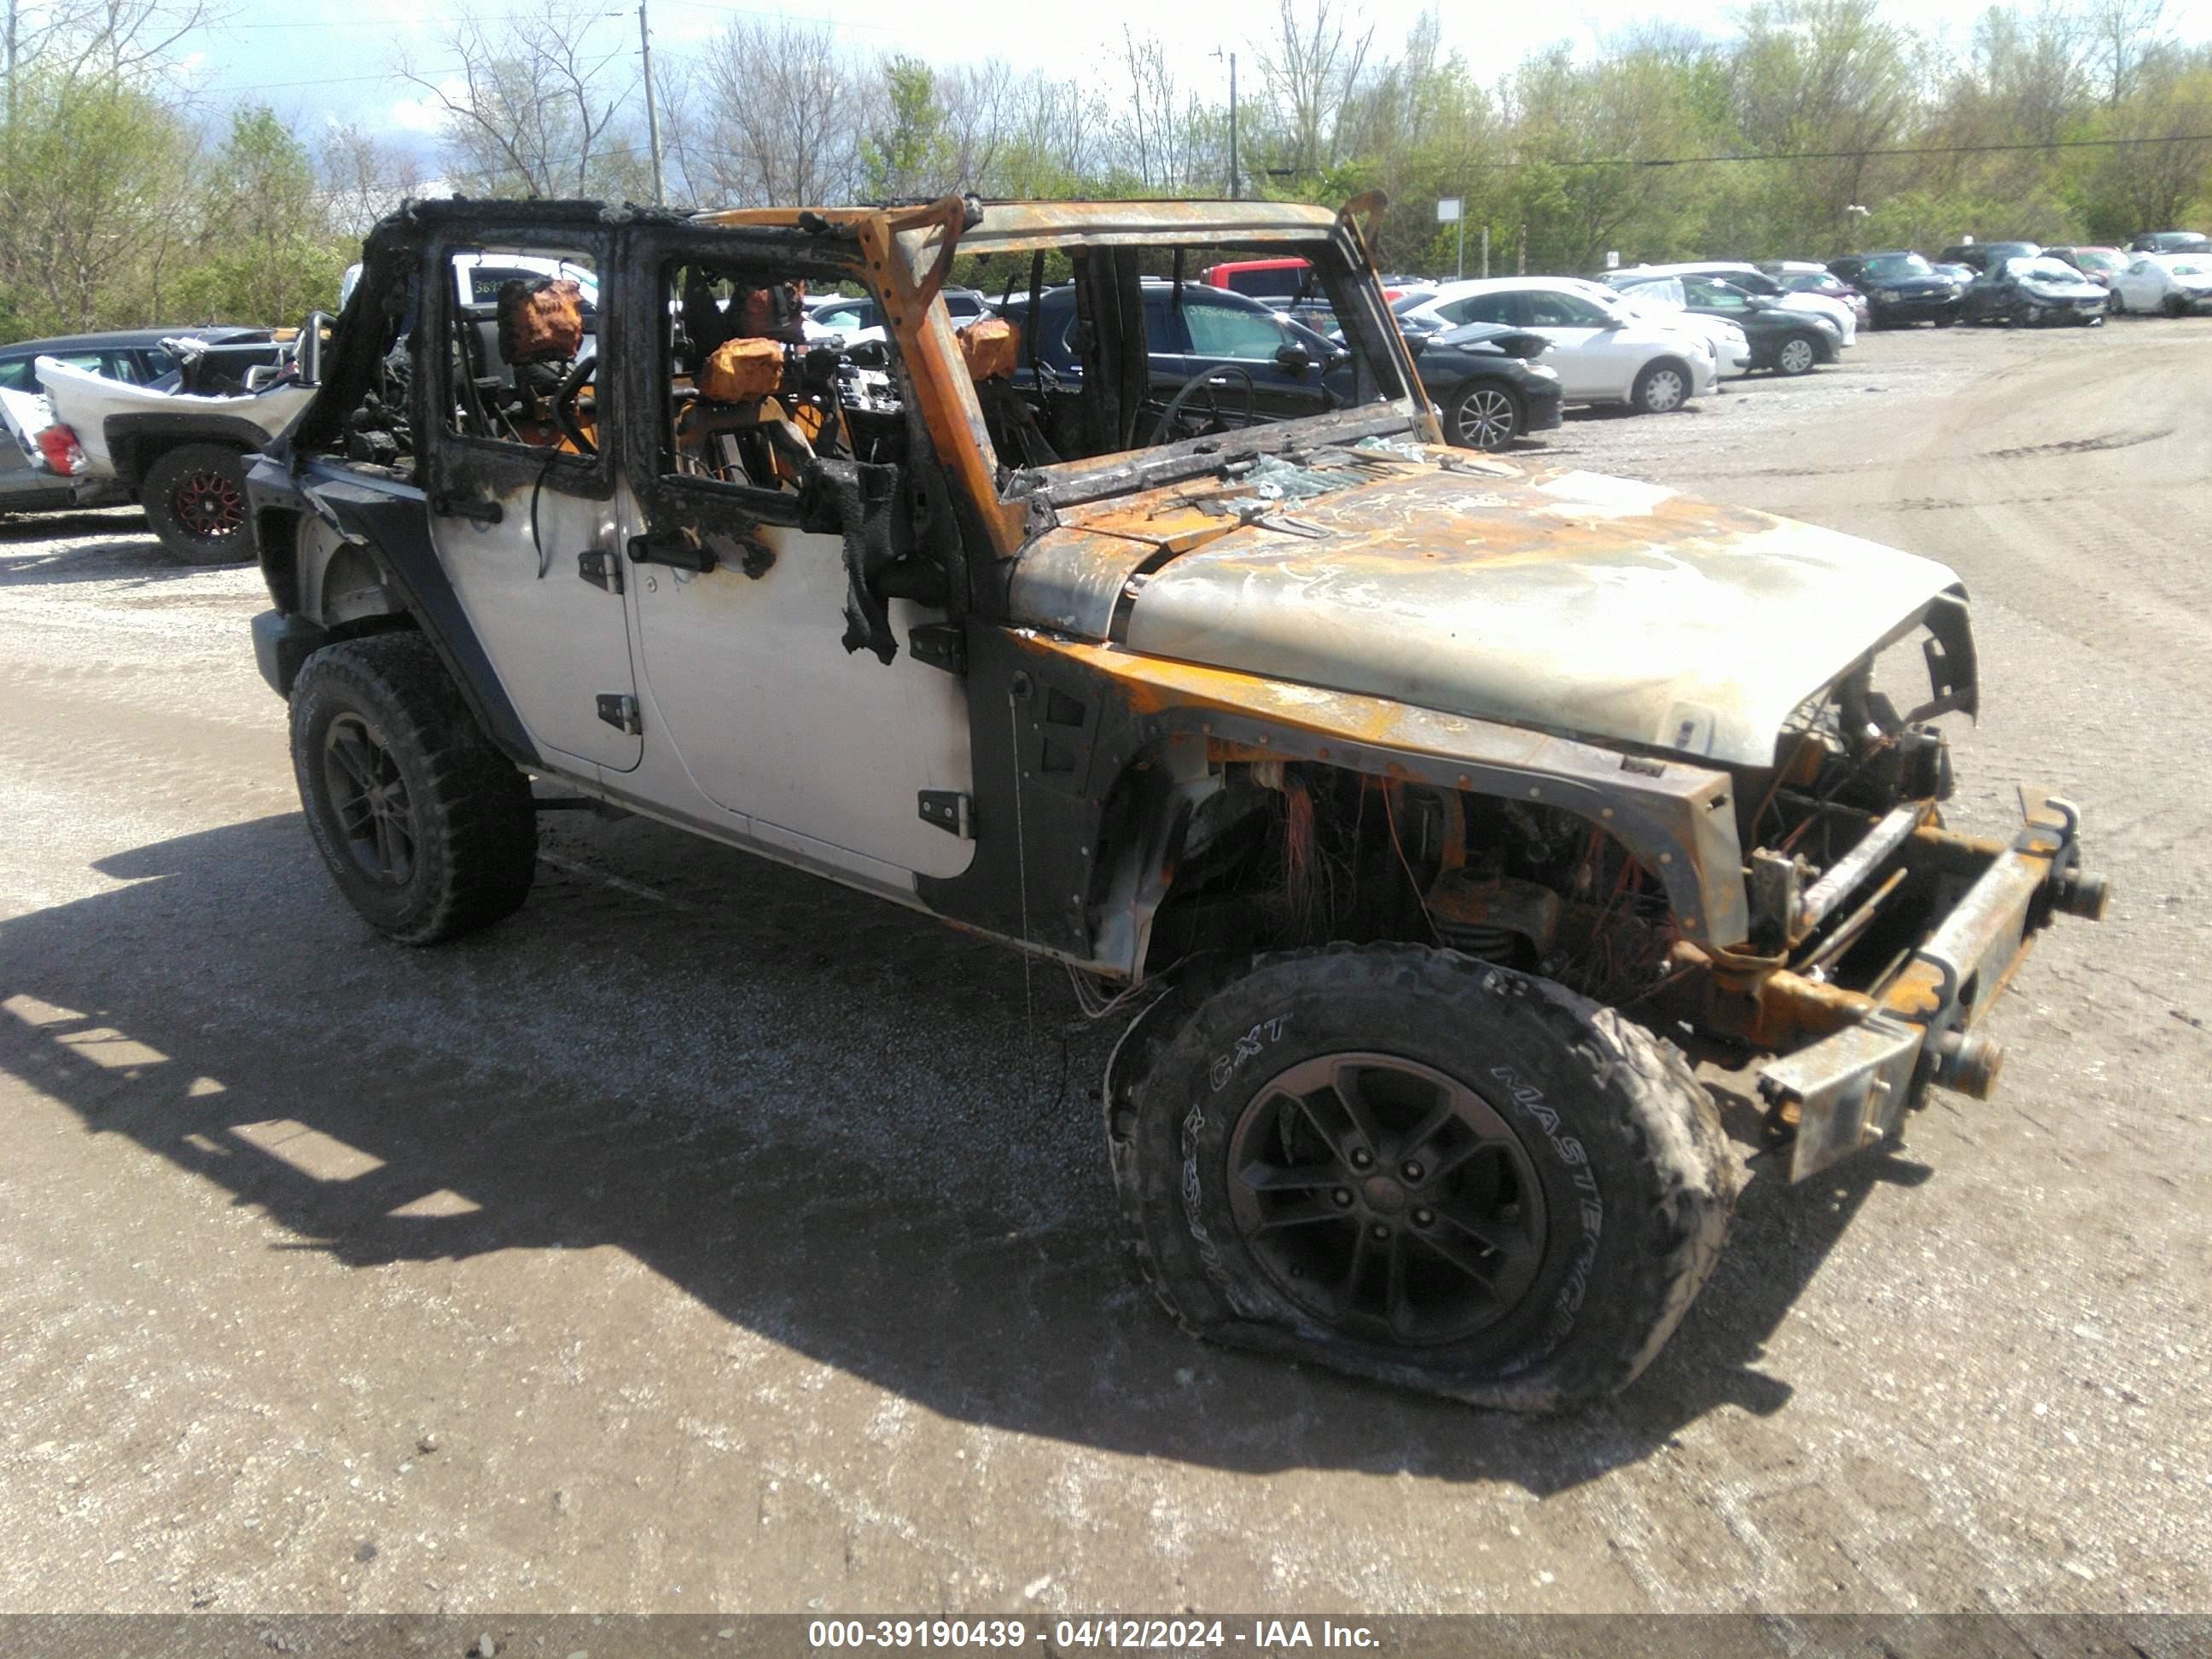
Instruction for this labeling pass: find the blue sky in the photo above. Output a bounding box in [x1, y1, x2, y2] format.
[170, 0, 2212, 163]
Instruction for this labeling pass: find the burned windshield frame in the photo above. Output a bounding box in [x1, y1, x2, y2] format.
[975, 237, 1422, 503]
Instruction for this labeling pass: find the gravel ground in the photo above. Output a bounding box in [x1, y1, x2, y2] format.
[1, 315, 2207, 1617]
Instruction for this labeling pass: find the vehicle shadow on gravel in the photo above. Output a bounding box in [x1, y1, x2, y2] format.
[0, 812, 1912, 1496]
[0, 519, 204, 585]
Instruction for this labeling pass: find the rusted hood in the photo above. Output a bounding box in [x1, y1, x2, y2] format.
[1013, 457, 1963, 769]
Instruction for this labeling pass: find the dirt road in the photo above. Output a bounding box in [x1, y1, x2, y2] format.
[3, 317, 2207, 1616]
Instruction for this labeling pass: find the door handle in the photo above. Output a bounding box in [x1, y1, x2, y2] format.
[628, 532, 718, 574]
[432, 493, 504, 525]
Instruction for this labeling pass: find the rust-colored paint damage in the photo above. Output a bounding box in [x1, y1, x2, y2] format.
[1016, 448, 1965, 770]
[1019, 629, 1752, 948]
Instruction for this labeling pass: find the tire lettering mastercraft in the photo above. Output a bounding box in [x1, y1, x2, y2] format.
[1491, 1062, 1604, 1349]
[1208, 1016, 1288, 1092]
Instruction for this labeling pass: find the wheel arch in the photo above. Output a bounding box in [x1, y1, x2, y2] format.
[1050, 642, 1752, 979]
[243, 462, 539, 768]
[100, 416, 265, 491]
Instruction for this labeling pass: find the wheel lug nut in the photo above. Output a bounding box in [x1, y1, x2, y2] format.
[1350, 1149, 1372, 1169]
[1401, 1161, 1423, 1181]
[1331, 1188, 1353, 1208]
[1370, 1224, 1390, 1241]
[1413, 1208, 1435, 1227]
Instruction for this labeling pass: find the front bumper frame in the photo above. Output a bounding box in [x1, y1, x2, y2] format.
[1758, 791, 2105, 1180]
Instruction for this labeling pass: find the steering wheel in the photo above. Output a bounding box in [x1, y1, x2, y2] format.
[1146, 363, 1258, 445]
[552, 352, 599, 456]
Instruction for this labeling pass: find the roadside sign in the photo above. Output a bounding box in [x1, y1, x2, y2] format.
[1436, 198, 1462, 223]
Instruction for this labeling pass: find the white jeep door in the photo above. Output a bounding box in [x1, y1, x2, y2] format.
[422, 229, 641, 774]
[618, 233, 975, 883]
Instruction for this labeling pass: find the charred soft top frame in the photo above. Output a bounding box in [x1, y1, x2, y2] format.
[243, 193, 2107, 1412]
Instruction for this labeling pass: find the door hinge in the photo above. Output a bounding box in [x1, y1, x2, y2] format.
[579, 547, 623, 593]
[909, 622, 966, 675]
[917, 790, 973, 839]
[597, 693, 642, 736]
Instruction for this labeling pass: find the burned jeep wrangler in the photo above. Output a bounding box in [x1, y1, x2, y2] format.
[243, 195, 2108, 1411]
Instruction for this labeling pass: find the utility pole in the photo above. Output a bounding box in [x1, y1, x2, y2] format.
[637, 0, 666, 207]
[1215, 48, 1238, 199]
[6, 0, 19, 152]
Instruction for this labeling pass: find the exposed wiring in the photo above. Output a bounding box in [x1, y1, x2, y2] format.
[1380, 784, 1442, 945]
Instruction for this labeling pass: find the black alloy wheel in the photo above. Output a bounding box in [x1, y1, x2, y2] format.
[1107, 946, 1738, 1410]
[1773, 334, 1819, 375]
[289, 632, 537, 944]
[1444, 381, 1522, 450]
[321, 713, 416, 885]
[1224, 1051, 1547, 1345]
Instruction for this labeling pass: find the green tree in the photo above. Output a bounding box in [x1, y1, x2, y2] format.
[0, 69, 196, 332]
[168, 107, 350, 325]
[860, 55, 955, 199]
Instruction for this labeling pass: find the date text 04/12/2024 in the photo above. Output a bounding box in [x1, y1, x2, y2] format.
[805, 1620, 1380, 1650]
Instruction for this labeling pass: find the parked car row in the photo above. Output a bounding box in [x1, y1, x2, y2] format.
[1825, 234, 2212, 325]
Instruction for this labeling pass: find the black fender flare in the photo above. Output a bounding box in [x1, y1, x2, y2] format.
[100, 413, 271, 489]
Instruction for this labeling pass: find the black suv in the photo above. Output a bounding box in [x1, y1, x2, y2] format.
[1833, 252, 1965, 328]
[999, 280, 1562, 451]
[2126, 230, 2210, 254]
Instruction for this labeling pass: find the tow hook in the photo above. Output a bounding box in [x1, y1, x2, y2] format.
[1929, 1027, 2004, 1099]
[2052, 865, 2111, 921]
[2020, 793, 2112, 923]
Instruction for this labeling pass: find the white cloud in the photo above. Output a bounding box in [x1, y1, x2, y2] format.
[387, 78, 466, 134]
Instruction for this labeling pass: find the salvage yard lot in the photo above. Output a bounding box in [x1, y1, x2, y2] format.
[2, 318, 2208, 1615]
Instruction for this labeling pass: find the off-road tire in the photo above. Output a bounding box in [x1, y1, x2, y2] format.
[1106, 945, 1736, 1412]
[289, 632, 537, 945]
[1441, 379, 1523, 450]
[1773, 332, 1820, 375]
[1631, 359, 1692, 415]
[141, 442, 253, 565]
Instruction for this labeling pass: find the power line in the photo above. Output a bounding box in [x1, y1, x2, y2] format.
[654, 0, 942, 36]
[211, 11, 623, 27]
[200, 64, 466, 93]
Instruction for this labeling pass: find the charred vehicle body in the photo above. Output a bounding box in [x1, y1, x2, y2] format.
[242, 195, 2107, 1411]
